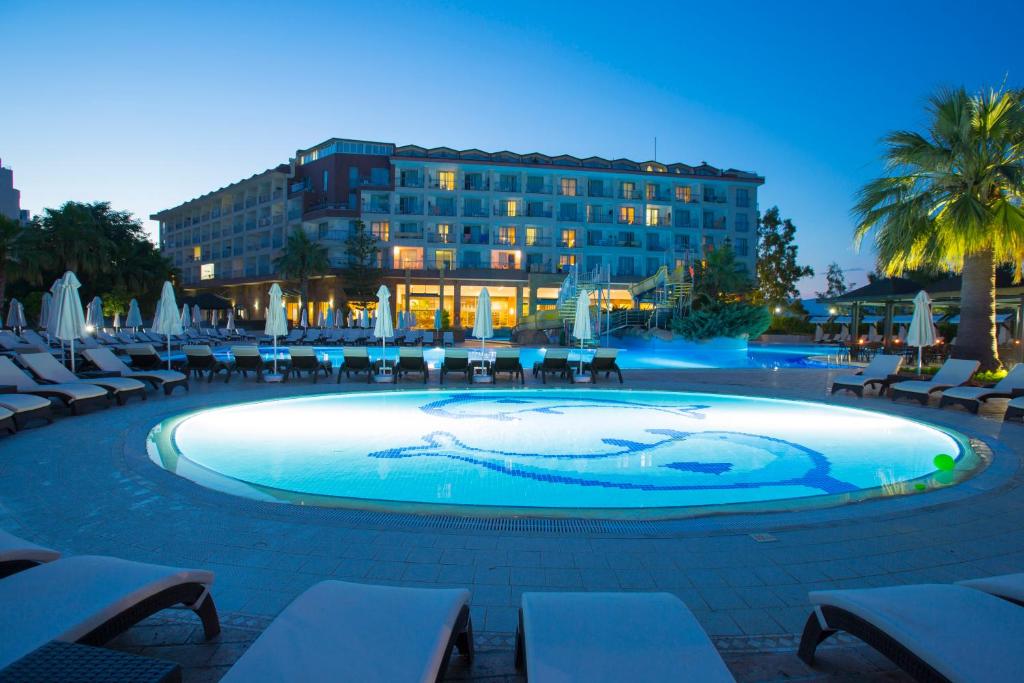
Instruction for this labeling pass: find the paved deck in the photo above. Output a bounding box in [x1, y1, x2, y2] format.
[1, 366, 1021, 681]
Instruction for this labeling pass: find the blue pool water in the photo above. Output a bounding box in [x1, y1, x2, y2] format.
[148, 390, 970, 516]
[172, 341, 847, 371]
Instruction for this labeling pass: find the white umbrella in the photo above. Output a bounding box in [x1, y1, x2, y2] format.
[6, 298, 26, 331]
[46, 278, 62, 338]
[897, 324, 908, 343]
[38, 292, 52, 331]
[572, 289, 593, 375]
[125, 299, 143, 330]
[813, 324, 823, 342]
[907, 290, 936, 374]
[473, 287, 494, 353]
[53, 271, 86, 371]
[192, 304, 202, 329]
[85, 296, 105, 332]
[315, 308, 324, 328]
[999, 324, 1011, 345]
[180, 303, 191, 328]
[113, 311, 121, 329]
[361, 308, 369, 329]
[226, 309, 236, 332]
[324, 307, 334, 329]
[153, 282, 183, 370]
[434, 308, 442, 331]
[373, 285, 394, 365]
[839, 325, 850, 342]
[265, 284, 287, 375]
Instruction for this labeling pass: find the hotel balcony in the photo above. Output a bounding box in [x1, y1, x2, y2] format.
[494, 182, 520, 193]
[397, 177, 424, 188]
[427, 232, 456, 244]
[587, 211, 613, 224]
[617, 215, 638, 225]
[587, 186, 614, 198]
[646, 215, 672, 227]
[494, 235, 518, 246]
[524, 206, 552, 218]
[706, 217, 727, 230]
[525, 184, 552, 194]
[462, 207, 489, 217]
[557, 239, 578, 248]
[525, 236, 552, 247]
[674, 193, 700, 204]
[363, 203, 392, 214]
[427, 178, 457, 191]
[645, 190, 672, 201]
[461, 234, 490, 245]
[557, 186, 583, 197]
[395, 204, 423, 215]
[427, 205, 457, 217]
[463, 179, 490, 191]
[646, 241, 667, 251]
[245, 197, 257, 208]
[703, 193, 728, 204]
[493, 206, 521, 217]
[620, 189, 642, 200]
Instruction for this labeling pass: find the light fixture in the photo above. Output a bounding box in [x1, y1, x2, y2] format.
[84, 324, 95, 333]
[774, 306, 782, 314]
[829, 307, 837, 315]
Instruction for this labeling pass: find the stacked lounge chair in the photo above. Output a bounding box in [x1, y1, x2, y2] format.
[0, 356, 108, 415]
[515, 591, 734, 682]
[890, 359, 980, 404]
[82, 347, 189, 395]
[830, 354, 903, 397]
[939, 363, 1024, 413]
[19, 352, 148, 405]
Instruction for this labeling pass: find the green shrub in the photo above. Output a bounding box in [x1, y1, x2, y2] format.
[672, 303, 772, 341]
[765, 316, 815, 335]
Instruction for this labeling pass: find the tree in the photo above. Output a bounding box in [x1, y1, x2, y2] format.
[817, 262, 848, 299]
[853, 86, 1024, 371]
[342, 220, 382, 307]
[693, 241, 750, 307]
[0, 214, 41, 309]
[754, 207, 814, 306]
[273, 227, 329, 317]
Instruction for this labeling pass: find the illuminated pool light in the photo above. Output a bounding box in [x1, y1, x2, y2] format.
[148, 390, 977, 518]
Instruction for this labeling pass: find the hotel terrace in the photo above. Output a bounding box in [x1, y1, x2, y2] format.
[152, 138, 764, 327]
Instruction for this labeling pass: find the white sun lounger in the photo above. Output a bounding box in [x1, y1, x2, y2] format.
[0, 555, 220, 670]
[19, 352, 148, 405]
[939, 364, 1024, 413]
[0, 356, 109, 415]
[82, 347, 189, 395]
[958, 572, 1024, 607]
[798, 584, 1024, 682]
[515, 592, 734, 683]
[0, 393, 52, 429]
[221, 580, 472, 683]
[890, 358, 979, 404]
[0, 530, 60, 577]
[830, 354, 903, 397]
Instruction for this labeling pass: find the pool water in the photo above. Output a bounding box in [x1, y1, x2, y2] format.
[148, 390, 972, 517]
[173, 342, 847, 371]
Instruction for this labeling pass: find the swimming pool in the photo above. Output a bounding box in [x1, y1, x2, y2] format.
[184, 341, 847, 371]
[148, 389, 975, 518]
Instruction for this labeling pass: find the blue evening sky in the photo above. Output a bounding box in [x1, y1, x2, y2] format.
[1, 0, 1019, 295]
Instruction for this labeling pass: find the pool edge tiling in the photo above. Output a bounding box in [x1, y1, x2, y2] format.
[147, 389, 982, 520]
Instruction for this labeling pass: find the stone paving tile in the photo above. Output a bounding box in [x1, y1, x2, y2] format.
[3, 367, 1021, 681]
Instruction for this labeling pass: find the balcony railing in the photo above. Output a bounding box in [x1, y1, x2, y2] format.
[706, 218, 727, 229]
[258, 217, 271, 227]
[363, 204, 392, 214]
[427, 205, 456, 216]
[703, 194, 728, 204]
[493, 206, 521, 217]
[461, 234, 490, 245]
[558, 211, 580, 222]
[620, 189, 642, 200]
[524, 206, 552, 218]
[557, 186, 583, 196]
[427, 179, 457, 191]
[646, 215, 672, 227]
[490, 261, 521, 271]
[557, 239, 578, 248]
[395, 230, 424, 239]
[587, 211, 613, 224]
[306, 202, 351, 213]
[272, 189, 284, 200]
[463, 180, 490, 191]
[617, 215, 638, 225]
[646, 242, 667, 251]
[396, 204, 422, 215]
[245, 220, 257, 230]
[319, 230, 347, 241]
[394, 258, 425, 269]
[495, 183, 520, 193]
[525, 236, 552, 247]
[233, 202, 243, 211]
[462, 206, 489, 217]
[427, 233, 455, 244]
[587, 186, 613, 198]
[245, 198, 257, 208]
[525, 184, 552, 194]
[272, 214, 284, 224]
[258, 194, 270, 204]
[674, 192, 700, 204]
[494, 235, 517, 246]
[398, 177, 424, 188]
[645, 191, 672, 202]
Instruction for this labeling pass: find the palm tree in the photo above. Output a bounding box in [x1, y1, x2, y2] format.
[273, 228, 329, 319]
[854, 87, 1024, 371]
[0, 214, 41, 308]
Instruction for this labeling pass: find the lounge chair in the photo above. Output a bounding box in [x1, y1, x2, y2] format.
[183, 345, 234, 383]
[798, 584, 1024, 682]
[0, 530, 60, 578]
[18, 330, 56, 351]
[515, 592, 734, 683]
[221, 580, 471, 683]
[440, 349, 471, 384]
[0, 406, 15, 435]
[402, 331, 422, 347]
[421, 330, 435, 346]
[493, 348, 524, 384]
[397, 347, 429, 383]
[231, 346, 266, 381]
[126, 344, 167, 370]
[532, 348, 574, 384]
[0, 393, 53, 428]
[0, 331, 44, 354]
[0, 357, 108, 415]
[82, 347, 189, 396]
[19, 352, 147, 406]
[938, 364, 1024, 413]
[280, 329, 303, 345]
[0, 555, 220, 671]
[957, 572, 1024, 607]
[1005, 394, 1024, 421]
[442, 331, 455, 347]
[830, 354, 903, 397]
[890, 359, 980, 404]
[337, 347, 373, 383]
[582, 348, 623, 384]
[288, 346, 332, 382]
[302, 329, 323, 344]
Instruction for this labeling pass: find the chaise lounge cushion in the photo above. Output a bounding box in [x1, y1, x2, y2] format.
[890, 359, 979, 396]
[0, 394, 52, 413]
[222, 580, 470, 682]
[957, 572, 1024, 605]
[519, 592, 734, 683]
[0, 555, 214, 669]
[0, 529, 60, 566]
[808, 584, 1024, 682]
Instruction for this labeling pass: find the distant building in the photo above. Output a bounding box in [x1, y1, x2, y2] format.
[0, 158, 28, 224]
[153, 138, 764, 327]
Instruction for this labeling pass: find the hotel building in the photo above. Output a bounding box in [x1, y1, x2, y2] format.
[152, 139, 763, 328]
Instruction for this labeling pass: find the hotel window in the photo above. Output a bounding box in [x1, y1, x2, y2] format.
[675, 185, 692, 202]
[435, 249, 455, 269]
[371, 221, 390, 241]
[438, 170, 455, 191]
[735, 238, 749, 256]
[560, 178, 577, 196]
[497, 226, 516, 245]
[646, 207, 661, 226]
[618, 206, 635, 224]
[736, 188, 749, 207]
[526, 226, 541, 246]
[436, 223, 451, 242]
[560, 229, 576, 248]
[621, 181, 636, 199]
[192, 246, 202, 261]
[502, 200, 518, 217]
[645, 183, 659, 200]
[559, 254, 576, 269]
[735, 213, 749, 232]
[323, 170, 329, 192]
[526, 176, 545, 193]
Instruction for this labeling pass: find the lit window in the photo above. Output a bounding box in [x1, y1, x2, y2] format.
[526, 227, 540, 246]
[200, 263, 215, 280]
[435, 249, 455, 269]
[559, 254, 576, 268]
[193, 246, 202, 261]
[371, 221, 390, 241]
[504, 200, 518, 217]
[675, 185, 692, 202]
[437, 223, 450, 242]
[646, 207, 660, 226]
[498, 226, 516, 245]
[561, 229, 576, 248]
[618, 206, 635, 224]
[646, 184, 658, 200]
[560, 178, 577, 196]
[438, 171, 455, 191]
[621, 181, 635, 198]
